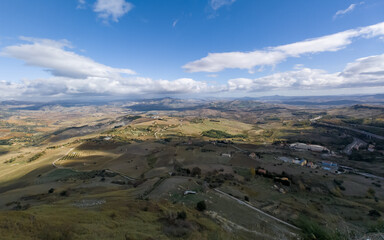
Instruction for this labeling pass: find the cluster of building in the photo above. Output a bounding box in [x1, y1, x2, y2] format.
[321, 160, 338, 172]
[278, 156, 316, 168]
[278, 156, 341, 173]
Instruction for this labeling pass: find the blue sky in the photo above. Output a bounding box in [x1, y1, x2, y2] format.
[0, 0, 384, 100]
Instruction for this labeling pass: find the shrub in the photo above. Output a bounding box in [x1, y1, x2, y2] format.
[368, 188, 376, 197]
[296, 216, 346, 240]
[202, 129, 246, 139]
[368, 209, 381, 218]
[60, 190, 70, 197]
[196, 201, 206, 211]
[27, 151, 45, 163]
[191, 167, 201, 176]
[177, 211, 187, 220]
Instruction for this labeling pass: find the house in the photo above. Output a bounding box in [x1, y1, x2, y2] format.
[291, 158, 307, 166]
[249, 152, 256, 158]
[299, 159, 307, 166]
[290, 142, 329, 152]
[321, 161, 337, 168]
[274, 177, 291, 186]
[278, 156, 291, 162]
[184, 190, 196, 195]
[221, 153, 231, 158]
[306, 162, 317, 169]
[368, 144, 375, 152]
[257, 169, 267, 175]
[292, 159, 301, 165]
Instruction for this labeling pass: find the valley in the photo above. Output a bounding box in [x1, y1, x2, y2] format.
[0, 99, 384, 239]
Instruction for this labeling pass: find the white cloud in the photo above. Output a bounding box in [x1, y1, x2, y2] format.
[77, 0, 86, 9]
[334, 2, 363, 19]
[172, 19, 179, 28]
[0, 81, 25, 100]
[2, 37, 384, 100]
[0, 76, 214, 100]
[94, 0, 133, 22]
[227, 53, 384, 92]
[210, 0, 236, 10]
[1, 37, 135, 79]
[0, 37, 215, 100]
[183, 21, 384, 73]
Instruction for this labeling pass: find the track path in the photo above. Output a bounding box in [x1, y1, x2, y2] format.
[214, 189, 301, 231]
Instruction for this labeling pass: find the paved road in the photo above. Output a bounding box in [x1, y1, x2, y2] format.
[213, 189, 301, 231]
[314, 122, 384, 140]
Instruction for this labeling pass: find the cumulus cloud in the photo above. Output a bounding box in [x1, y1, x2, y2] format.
[0, 37, 215, 100]
[183, 21, 384, 73]
[210, 0, 236, 10]
[2, 36, 384, 100]
[2, 37, 136, 79]
[227, 53, 384, 92]
[94, 0, 133, 22]
[0, 76, 214, 100]
[334, 2, 363, 19]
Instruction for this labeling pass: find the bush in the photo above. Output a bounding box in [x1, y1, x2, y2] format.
[60, 190, 70, 197]
[196, 201, 206, 211]
[368, 188, 376, 196]
[191, 167, 201, 176]
[202, 129, 246, 139]
[368, 209, 381, 218]
[296, 216, 346, 240]
[177, 211, 187, 220]
[27, 151, 45, 163]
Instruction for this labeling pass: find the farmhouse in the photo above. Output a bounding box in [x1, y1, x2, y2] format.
[257, 169, 267, 175]
[290, 142, 329, 152]
[321, 161, 337, 168]
[306, 162, 317, 169]
[291, 159, 304, 165]
[184, 190, 196, 195]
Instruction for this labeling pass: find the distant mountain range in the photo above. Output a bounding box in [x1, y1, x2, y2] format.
[1, 94, 384, 111]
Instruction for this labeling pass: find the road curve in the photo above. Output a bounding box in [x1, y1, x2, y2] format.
[52, 148, 74, 168]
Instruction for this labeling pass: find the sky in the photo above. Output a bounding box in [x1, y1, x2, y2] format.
[0, 0, 384, 101]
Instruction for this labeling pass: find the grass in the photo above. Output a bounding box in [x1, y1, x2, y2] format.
[147, 155, 157, 168]
[296, 216, 347, 240]
[37, 168, 80, 183]
[0, 193, 232, 240]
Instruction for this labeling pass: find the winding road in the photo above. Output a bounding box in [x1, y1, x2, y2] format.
[52, 148, 74, 168]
